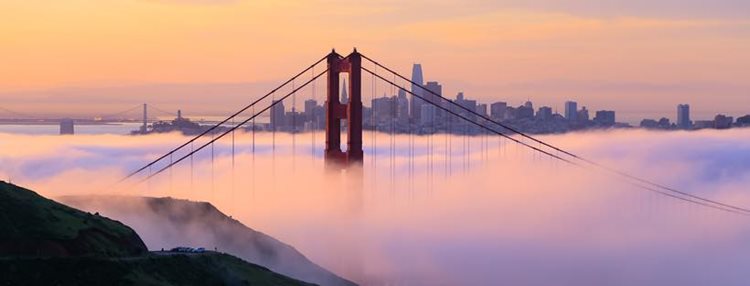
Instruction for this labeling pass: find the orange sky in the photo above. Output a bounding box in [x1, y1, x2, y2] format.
[1, 0, 748, 119]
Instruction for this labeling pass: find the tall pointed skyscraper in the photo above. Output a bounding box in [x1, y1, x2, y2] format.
[340, 78, 349, 104]
[410, 64, 424, 124]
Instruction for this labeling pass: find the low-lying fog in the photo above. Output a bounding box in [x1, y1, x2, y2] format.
[2, 128, 750, 285]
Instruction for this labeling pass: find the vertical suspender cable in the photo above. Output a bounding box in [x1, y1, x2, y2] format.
[390, 74, 398, 183]
[311, 66, 316, 159]
[370, 67, 375, 190]
[169, 153, 173, 195]
[252, 105, 256, 198]
[445, 105, 449, 176]
[370, 66, 378, 171]
[374, 65, 377, 171]
[190, 142, 194, 193]
[271, 93, 276, 186]
[272, 92, 276, 155]
[231, 117, 235, 213]
[211, 134, 215, 197]
[467, 124, 471, 171]
[292, 80, 296, 170]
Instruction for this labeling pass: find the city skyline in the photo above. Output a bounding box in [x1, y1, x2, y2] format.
[2, 60, 748, 127]
[254, 62, 750, 136]
[313, 63, 749, 128]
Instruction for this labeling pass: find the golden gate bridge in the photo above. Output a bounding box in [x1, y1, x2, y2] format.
[116, 49, 750, 217]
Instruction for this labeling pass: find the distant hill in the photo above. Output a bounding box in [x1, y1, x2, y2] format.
[0, 181, 316, 286]
[60, 195, 358, 286]
[0, 181, 147, 257]
[0, 253, 314, 286]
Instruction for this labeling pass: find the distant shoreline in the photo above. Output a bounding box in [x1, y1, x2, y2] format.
[0, 121, 124, 126]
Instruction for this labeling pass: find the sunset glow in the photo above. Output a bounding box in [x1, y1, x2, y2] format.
[1, 0, 748, 118]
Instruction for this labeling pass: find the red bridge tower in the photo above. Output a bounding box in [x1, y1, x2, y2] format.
[325, 49, 363, 167]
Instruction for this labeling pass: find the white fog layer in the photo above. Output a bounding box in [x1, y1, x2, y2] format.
[2, 129, 750, 285]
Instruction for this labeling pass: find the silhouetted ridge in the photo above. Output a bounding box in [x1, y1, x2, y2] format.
[0, 181, 147, 257]
[60, 195, 358, 286]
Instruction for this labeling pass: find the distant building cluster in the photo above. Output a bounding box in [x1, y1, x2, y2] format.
[640, 104, 750, 131]
[263, 64, 631, 135]
[132, 109, 222, 136]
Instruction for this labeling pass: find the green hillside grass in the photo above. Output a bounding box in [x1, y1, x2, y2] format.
[0, 181, 147, 257]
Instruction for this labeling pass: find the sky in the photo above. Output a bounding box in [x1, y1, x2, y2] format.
[1, 0, 749, 120]
[2, 128, 750, 285]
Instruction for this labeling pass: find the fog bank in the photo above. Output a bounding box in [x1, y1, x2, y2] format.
[2, 129, 750, 285]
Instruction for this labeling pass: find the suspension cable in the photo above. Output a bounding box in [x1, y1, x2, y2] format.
[120, 55, 328, 183]
[138, 68, 328, 183]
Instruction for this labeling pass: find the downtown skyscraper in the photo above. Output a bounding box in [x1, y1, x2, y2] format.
[565, 101, 578, 122]
[677, 104, 691, 129]
[410, 64, 424, 124]
[340, 78, 349, 104]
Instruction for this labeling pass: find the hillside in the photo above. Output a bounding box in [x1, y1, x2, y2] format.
[60, 195, 358, 286]
[0, 181, 317, 285]
[0, 181, 147, 257]
[0, 252, 314, 286]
